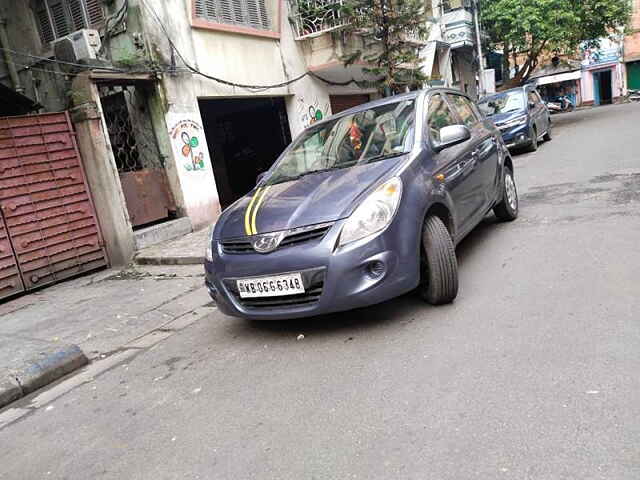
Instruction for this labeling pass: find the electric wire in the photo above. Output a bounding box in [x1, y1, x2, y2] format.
[0, 46, 125, 72]
[138, 0, 370, 90]
[0, 2, 371, 91]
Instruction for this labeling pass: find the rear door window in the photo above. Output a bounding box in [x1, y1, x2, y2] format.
[449, 94, 480, 128]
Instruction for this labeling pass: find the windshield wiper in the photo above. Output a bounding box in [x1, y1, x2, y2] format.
[360, 151, 406, 163]
[268, 167, 342, 185]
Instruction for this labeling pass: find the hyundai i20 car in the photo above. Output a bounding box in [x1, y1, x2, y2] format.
[478, 85, 552, 152]
[204, 89, 519, 320]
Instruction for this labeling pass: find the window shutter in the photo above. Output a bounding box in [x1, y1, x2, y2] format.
[247, 0, 269, 29]
[35, 2, 55, 44]
[84, 0, 105, 28]
[67, 0, 87, 31]
[218, 0, 236, 25]
[194, 0, 270, 30]
[231, 0, 245, 25]
[194, 0, 206, 16]
[46, 0, 71, 38]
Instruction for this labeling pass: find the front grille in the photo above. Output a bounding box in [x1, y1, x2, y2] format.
[220, 239, 254, 254]
[225, 268, 325, 310]
[221, 223, 333, 254]
[237, 284, 324, 308]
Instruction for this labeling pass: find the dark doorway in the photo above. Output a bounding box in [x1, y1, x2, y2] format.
[595, 69, 613, 105]
[199, 97, 292, 209]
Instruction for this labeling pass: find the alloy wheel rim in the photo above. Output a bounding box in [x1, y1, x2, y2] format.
[505, 173, 517, 210]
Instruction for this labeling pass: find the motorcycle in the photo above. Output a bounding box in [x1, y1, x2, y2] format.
[545, 95, 575, 114]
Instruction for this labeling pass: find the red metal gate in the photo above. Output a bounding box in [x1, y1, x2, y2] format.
[0, 112, 108, 300]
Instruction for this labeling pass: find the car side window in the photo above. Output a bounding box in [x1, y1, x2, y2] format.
[528, 91, 538, 107]
[427, 94, 458, 144]
[449, 94, 479, 128]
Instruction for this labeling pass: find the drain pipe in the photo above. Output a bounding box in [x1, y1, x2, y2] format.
[0, 18, 24, 94]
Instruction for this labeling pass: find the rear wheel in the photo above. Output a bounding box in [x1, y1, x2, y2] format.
[419, 216, 458, 305]
[493, 166, 519, 221]
[543, 121, 553, 141]
[526, 126, 538, 152]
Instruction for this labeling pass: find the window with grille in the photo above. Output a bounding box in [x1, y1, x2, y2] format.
[194, 0, 271, 31]
[34, 0, 104, 45]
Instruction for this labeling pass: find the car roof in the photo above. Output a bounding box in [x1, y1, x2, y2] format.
[311, 88, 472, 129]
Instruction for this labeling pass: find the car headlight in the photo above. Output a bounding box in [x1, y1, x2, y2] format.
[499, 115, 527, 129]
[339, 177, 402, 247]
[205, 226, 215, 262]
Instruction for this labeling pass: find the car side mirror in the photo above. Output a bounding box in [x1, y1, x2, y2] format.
[433, 125, 471, 152]
[256, 172, 267, 185]
[529, 101, 536, 110]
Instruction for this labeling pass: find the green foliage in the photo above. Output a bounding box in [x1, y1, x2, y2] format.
[482, 0, 631, 85]
[340, 0, 429, 95]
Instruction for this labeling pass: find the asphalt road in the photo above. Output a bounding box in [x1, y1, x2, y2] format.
[2, 104, 640, 480]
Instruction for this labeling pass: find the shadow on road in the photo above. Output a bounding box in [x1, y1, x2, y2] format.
[224, 214, 506, 340]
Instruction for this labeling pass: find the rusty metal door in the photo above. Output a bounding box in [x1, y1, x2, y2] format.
[101, 88, 175, 227]
[0, 112, 108, 298]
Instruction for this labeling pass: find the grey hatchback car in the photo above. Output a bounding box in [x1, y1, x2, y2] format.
[204, 89, 518, 320]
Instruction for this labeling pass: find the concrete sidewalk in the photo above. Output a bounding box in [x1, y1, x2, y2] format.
[0, 263, 213, 409]
[135, 228, 209, 266]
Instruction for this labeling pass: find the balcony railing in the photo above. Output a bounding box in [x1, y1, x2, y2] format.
[290, 0, 345, 39]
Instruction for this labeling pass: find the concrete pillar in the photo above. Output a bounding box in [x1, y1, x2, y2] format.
[70, 73, 135, 266]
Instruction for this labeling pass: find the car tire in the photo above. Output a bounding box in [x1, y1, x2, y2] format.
[543, 121, 552, 141]
[493, 166, 519, 222]
[526, 127, 538, 152]
[419, 216, 458, 305]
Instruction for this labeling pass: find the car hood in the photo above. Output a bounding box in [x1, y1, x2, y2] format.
[489, 110, 527, 125]
[215, 158, 405, 239]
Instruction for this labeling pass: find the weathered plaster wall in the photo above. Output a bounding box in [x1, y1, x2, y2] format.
[137, 0, 337, 228]
[0, 1, 67, 111]
[70, 73, 136, 265]
[624, 0, 640, 62]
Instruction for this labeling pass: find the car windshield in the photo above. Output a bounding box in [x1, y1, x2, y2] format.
[265, 100, 415, 185]
[478, 91, 525, 116]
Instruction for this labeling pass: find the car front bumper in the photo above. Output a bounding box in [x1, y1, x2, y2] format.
[204, 219, 420, 320]
[500, 123, 531, 148]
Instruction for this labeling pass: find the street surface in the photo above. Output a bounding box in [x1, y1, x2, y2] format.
[1, 103, 640, 479]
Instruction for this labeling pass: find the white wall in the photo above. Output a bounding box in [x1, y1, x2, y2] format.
[140, 0, 340, 227]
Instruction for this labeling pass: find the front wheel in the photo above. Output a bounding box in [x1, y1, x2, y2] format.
[493, 166, 519, 221]
[419, 216, 459, 305]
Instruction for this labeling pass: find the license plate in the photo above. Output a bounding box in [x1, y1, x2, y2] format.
[237, 273, 305, 298]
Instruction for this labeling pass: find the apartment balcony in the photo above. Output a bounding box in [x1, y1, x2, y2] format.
[290, 0, 345, 39]
[289, 0, 426, 81]
[441, 8, 475, 49]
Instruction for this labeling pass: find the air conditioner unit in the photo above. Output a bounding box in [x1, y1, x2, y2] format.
[53, 29, 102, 67]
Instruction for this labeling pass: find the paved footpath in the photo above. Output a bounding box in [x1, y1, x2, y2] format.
[1, 104, 640, 480]
[0, 263, 213, 408]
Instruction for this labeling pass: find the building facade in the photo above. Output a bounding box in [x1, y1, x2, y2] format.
[624, 0, 640, 91]
[0, 0, 478, 266]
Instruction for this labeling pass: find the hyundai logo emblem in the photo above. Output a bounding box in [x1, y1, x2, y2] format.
[252, 232, 285, 254]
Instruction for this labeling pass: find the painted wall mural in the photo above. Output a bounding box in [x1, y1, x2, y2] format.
[296, 96, 331, 129]
[168, 116, 208, 172]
